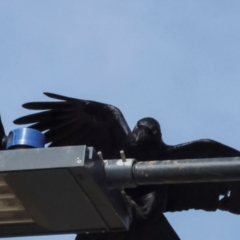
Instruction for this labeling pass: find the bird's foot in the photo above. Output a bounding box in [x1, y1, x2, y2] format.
[121, 189, 145, 220]
[121, 189, 166, 220]
[136, 191, 159, 219]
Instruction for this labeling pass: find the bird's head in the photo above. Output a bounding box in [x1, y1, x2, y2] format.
[129, 117, 162, 146]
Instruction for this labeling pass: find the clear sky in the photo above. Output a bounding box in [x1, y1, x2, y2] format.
[1, 1, 240, 239]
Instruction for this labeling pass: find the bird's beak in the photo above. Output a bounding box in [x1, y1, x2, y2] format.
[131, 128, 149, 144]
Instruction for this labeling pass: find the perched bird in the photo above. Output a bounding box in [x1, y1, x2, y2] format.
[13, 92, 240, 239]
[0, 116, 7, 150]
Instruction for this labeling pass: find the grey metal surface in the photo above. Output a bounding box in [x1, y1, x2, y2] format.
[104, 159, 137, 188]
[0, 146, 87, 171]
[70, 148, 130, 231]
[0, 146, 130, 237]
[133, 157, 240, 185]
[7, 169, 108, 231]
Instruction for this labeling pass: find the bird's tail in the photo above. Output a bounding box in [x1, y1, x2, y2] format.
[0, 116, 6, 150]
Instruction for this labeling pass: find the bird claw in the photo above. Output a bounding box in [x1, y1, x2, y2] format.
[121, 190, 163, 220]
[121, 189, 147, 220]
[136, 192, 158, 219]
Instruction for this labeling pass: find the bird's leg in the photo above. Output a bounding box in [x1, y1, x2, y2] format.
[121, 189, 144, 220]
[137, 191, 159, 219]
[122, 186, 168, 220]
[136, 187, 168, 220]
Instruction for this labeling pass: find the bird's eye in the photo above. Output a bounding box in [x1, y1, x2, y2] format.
[152, 130, 157, 134]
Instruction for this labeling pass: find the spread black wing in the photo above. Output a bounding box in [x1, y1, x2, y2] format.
[14, 92, 131, 159]
[169, 139, 240, 159]
[165, 139, 240, 213]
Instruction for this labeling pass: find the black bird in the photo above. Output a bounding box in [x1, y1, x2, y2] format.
[13, 93, 240, 212]
[13, 92, 240, 238]
[0, 116, 7, 150]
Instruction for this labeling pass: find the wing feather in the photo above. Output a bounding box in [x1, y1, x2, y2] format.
[169, 139, 240, 159]
[14, 93, 131, 158]
[165, 139, 240, 213]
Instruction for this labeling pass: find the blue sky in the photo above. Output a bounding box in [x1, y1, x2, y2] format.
[1, 1, 240, 239]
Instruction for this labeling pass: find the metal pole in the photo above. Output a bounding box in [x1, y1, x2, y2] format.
[133, 157, 240, 185]
[104, 157, 240, 188]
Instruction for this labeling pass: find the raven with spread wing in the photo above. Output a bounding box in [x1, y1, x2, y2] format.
[13, 93, 240, 239]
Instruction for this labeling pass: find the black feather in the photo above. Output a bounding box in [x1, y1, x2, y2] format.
[0, 116, 6, 150]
